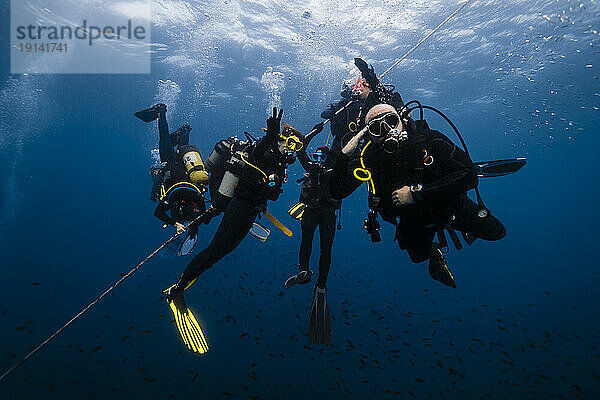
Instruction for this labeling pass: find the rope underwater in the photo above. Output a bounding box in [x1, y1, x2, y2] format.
[379, 0, 475, 79]
[0, 208, 212, 383]
[307, 0, 475, 138]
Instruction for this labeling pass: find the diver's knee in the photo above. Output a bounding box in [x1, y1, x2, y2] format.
[484, 221, 506, 241]
[408, 250, 429, 264]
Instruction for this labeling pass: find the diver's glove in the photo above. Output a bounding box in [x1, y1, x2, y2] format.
[266, 107, 283, 138]
[175, 222, 186, 235]
[354, 58, 379, 89]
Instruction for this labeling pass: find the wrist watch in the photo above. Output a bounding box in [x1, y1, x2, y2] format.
[410, 183, 423, 201]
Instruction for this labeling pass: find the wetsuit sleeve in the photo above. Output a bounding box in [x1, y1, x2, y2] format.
[154, 201, 172, 225]
[329, 153, 363, 200]
[416, 131, 478, 201]
[250, 126, 280, 161]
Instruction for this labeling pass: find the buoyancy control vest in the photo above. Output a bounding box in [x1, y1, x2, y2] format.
[299, 168, 341, 210]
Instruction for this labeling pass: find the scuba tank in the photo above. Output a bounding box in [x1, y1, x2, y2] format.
[179, 144, 209, 185]
[205, 139, 232, 173]
[206, 137, 251, 210]
[215, 171, 239, 209]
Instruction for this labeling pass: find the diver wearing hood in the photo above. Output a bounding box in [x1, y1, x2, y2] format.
[321, 58, 404, 156]
[329, 103, 506, 288]
[168, 107, 302, 293]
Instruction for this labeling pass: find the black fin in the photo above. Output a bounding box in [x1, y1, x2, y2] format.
[134, 108, 159, 123]
[474, 158, 526, 178]
[308, 287, 332, 344]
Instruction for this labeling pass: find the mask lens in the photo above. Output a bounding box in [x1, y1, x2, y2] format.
[283, 136, 303, 152]
[384, 114, 399, 128]
[313, 152, 326, 162]
[367, 119, 382, 137]
[368, 112, 398, 137]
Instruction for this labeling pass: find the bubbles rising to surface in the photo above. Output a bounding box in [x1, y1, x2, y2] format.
[260, 66, 286, 115]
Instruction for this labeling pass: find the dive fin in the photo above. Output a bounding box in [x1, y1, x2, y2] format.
[428, 244, 456, 288]
[249, 222, 270, 243]
[163, 285, 209, 354]
[178, 233, 198, 256]
[288, 202, 307, 220]
[474, 158, 526, 178]
[134, 103, 167, 123]
[308, 286, 332, 344]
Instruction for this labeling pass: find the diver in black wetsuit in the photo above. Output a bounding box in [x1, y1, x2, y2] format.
[284, 126, 341, 290]
[321, 58, 404, 157]
[330, 103, 506, 288]
[167, 107, 302, 293]
[135, 103, 209, 255]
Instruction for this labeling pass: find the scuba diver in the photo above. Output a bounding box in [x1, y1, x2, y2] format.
[134, 103, 210, 256]
[330, 103, 513, 288]
[163, 107, 304, 353]
[321, 58, 404, 157]
[285, 125, 341, 344]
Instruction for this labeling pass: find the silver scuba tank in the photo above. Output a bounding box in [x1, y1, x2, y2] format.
[205, 139, 232, 173]
[218, 170, 239, 199]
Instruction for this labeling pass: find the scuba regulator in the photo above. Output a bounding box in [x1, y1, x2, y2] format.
[381, 128, 409, 154]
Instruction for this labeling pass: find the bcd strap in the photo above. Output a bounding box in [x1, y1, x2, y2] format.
[436, 225, 449, 253]
[445, 225, 463, 250]
[410, 119, 430, 177]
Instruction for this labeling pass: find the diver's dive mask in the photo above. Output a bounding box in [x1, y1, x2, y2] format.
[279, 134, 304, 153]
[352, 78, 370, 96]
[367, 112, 400, 138]
[312, 151, 327, 163]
